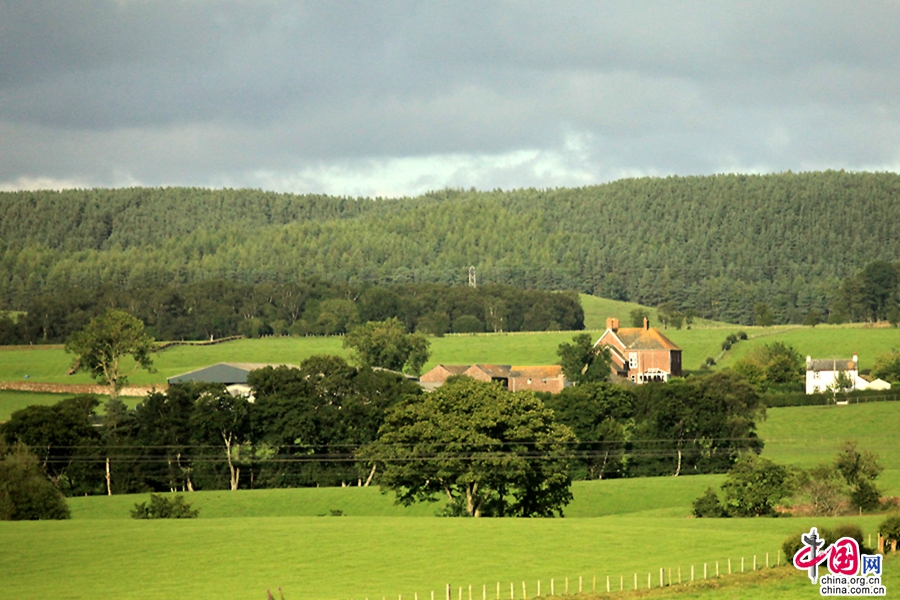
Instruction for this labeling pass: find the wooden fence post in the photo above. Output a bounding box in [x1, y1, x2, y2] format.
[753, 555, 757, 571]
[691, 565, 694, 582]
[728, 558, 731, 574]
[704, 563, 707, 580]
[606, 575, 610, 593]
[446, 584, 451, 600]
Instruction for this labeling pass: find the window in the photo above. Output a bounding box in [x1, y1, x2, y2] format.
[628, 353, 637, 369]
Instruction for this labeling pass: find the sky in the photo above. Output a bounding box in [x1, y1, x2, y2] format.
[2, 1, 900, 197]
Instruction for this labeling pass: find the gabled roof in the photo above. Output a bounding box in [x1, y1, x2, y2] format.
[597, 327, 681, 351]
[465, 364, 512, 378]
[167, 362, 300, 385]
[807, 358, 857, 372]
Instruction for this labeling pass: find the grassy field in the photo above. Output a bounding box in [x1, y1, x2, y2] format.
[0, 513, 887, 600]
[578, 295, 731, 331]
[717, 324, 900, 371]
[756, 400, 900, 496]
[4, 323, 897, 388]
[3, 401, 899, 599]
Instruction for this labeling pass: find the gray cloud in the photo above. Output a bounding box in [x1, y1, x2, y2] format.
[1, 0, 899, 194]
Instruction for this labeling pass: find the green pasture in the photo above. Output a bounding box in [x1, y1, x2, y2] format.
[4, 401, 900, 599]
[65, 475, 725, 521]
[0, 513, 888, 600]
[756, 401, 900, 495]
[578, 295, 731, 331]
[716, 324, 900, 371]
[6, 323, 896, 387]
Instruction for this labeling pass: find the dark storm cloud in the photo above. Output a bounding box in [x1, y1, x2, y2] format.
[1, 0, 899, 193]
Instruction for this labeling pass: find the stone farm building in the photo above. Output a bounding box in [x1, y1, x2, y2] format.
[594, 317, 682, 383]
[419, 364, 568, 393]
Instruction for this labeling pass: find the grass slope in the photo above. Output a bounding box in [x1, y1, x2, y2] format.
[756, 401, 900, 495]
[716, 324, 900, 371]
[578, 295, 732, 331]
[1, 514, 885, 600]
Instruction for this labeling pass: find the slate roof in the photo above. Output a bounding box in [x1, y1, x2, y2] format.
[807, 358, 857, 372]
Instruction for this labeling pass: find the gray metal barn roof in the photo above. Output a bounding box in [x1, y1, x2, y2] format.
[167, 362, 300, 385]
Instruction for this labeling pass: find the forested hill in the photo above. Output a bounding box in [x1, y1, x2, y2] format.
[2, 170, 899, 324]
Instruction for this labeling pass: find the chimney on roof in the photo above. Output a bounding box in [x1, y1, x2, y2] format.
[606, 317, 619, 332]
[643, 317, 650, 330]
[806, 355, 811, 364]
[853, 353, 858, 366]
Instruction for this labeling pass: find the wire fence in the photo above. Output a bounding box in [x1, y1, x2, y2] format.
[351, 550, 786, 600]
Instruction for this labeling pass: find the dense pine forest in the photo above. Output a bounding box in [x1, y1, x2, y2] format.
[2, 170, 899, 327]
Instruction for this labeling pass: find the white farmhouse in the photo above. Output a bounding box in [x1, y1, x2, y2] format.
[805, 354, 886, 394]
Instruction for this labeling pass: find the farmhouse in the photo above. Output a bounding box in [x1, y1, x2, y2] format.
[594, 317, 682, 383]
[167, 362, 300, 398]
[805, 354, 890, 394]
[418, 363, 568, 393]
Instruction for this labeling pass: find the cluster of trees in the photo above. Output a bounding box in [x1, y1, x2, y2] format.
[833, 260, 900, 324]
[0, 360, 766, 513]
[694, 441, 883, 518]
[0, 357, 422, 496]
[3, 171, 900, 325]
[0, 281, 583, 344]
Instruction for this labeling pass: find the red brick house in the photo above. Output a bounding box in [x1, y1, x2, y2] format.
[594, 317, 682, 383]
[418, 364, 568, 393]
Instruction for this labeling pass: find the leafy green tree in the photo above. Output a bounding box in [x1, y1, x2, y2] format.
[630, 372, 764, 477]
[872, 351, 900, 383]
[544, 382, 633, 479]
[363, 378, 575, 517]
[343, 318, 430, 375]
[828, 370, 854, 401]
[190, 391, 251, 491]
[835, 441, 882, 511]
[249, 357, 420, 488]
[133, 385, 201, 492]
[732, 342, 803, 392]
[556, 333, 612, 385]
[720, 455, 794, 517]
[1, 395, 101, 493]
[802, 308, 822, 327]
[753, 302, 774, 327]
[629, 308, 651, 328]
[65, 309, 156, 400]
[0, 441, 70, 520]
[795, 463, 849, 517]
[692, 487, 727, 518]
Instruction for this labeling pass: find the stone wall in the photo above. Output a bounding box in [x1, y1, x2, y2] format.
[0, 381, 165, 397]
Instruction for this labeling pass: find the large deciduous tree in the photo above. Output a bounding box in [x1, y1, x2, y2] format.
[65, 309, 156, 400]
[556, 333, 611, 385]
[0, 441, 70, 520]
[343, 318, 430, 376]
[364, 378, 575, 517]
[190, 391, 251, 491]
[249, 356, 420, 487]
[630, 371, 764, 477]
[544, 382, 633, 479]
[1, 395, 101, 493]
